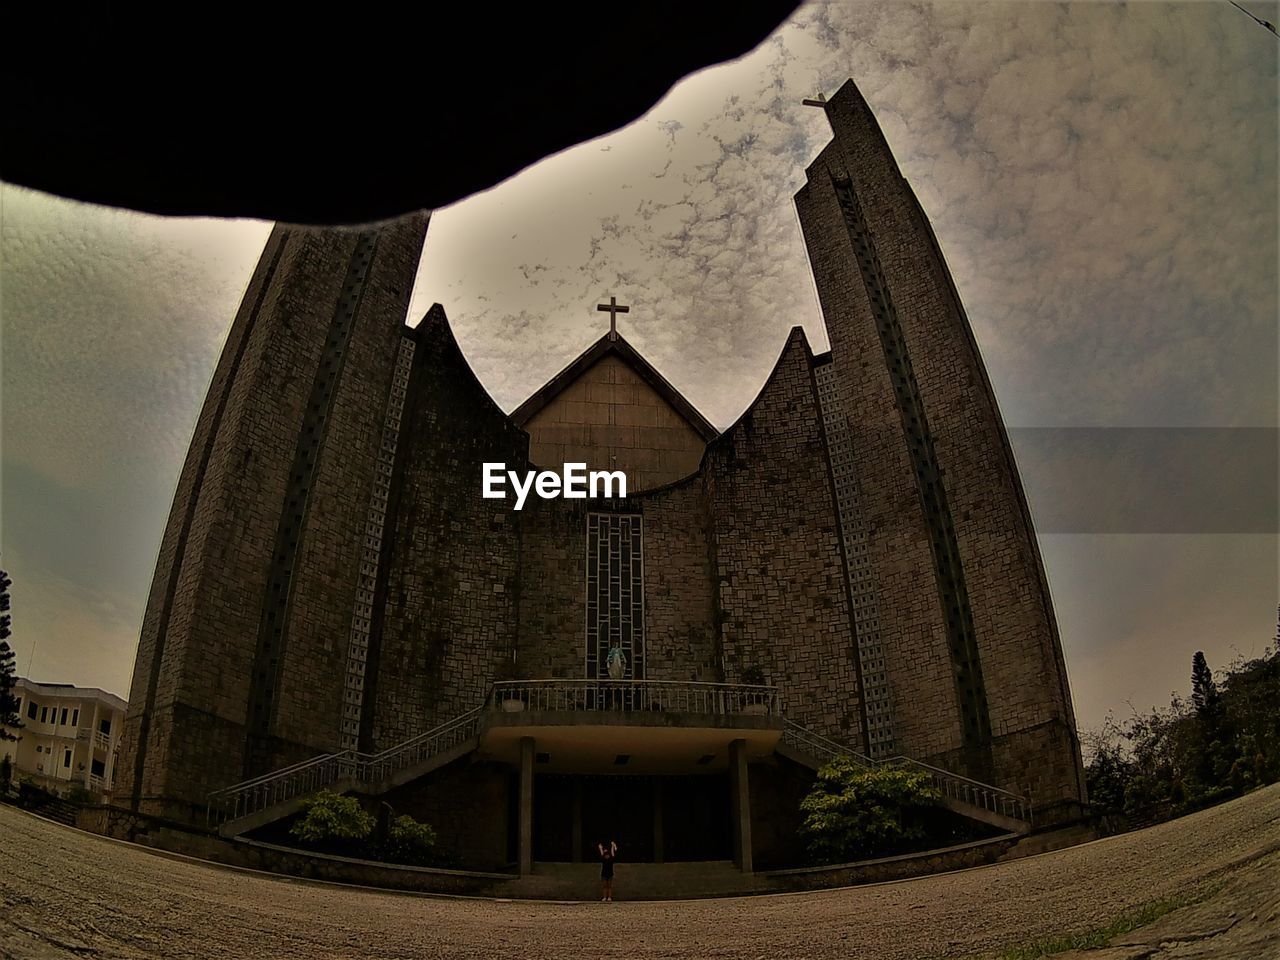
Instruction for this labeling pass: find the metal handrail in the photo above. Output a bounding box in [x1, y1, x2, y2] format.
[206, 708, 484, 828]
[884, 755, 1032, 822]
[487, 679, 778, 716]
[781, 719, 1031, 824]
[781, 719, 877, 769]
[207, 683, 1031, 830]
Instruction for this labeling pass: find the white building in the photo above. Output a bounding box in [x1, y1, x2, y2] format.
[2, 679, 128, 796]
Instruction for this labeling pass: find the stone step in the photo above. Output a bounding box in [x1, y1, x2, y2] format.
[33, 798, 80, 827]
[503, 860, 760, 900]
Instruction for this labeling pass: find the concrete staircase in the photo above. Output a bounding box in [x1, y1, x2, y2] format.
[207, 708, 482, 836]
[26, 796, 80, 827]
[208, 697, 1034, 841]
[504, 860, 760, 900]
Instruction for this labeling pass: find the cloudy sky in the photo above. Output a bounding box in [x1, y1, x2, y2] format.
[2, 1, 1276, 741]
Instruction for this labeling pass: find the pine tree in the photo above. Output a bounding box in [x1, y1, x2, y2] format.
[1190, 651, 1218, 715]
[0, 566, 20, 741]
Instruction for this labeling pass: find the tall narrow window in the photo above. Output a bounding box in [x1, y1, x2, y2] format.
[585, 514, 645, 679]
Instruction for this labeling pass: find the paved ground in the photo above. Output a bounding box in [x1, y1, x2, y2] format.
[2, 785, 1278, 960]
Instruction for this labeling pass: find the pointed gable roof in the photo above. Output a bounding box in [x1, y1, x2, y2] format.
[511, 333, 719, 442]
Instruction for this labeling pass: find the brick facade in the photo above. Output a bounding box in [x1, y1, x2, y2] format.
[369, 306, 526, 748]
[794, 80, 1086, 810]
[118, 216, 429, 817]
[121, 76, 1085, 830]
[705, 329, 865, 750]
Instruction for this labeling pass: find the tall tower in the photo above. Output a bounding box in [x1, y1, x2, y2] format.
[116, 214, 429, 819]
[796, 81, 1086, 817]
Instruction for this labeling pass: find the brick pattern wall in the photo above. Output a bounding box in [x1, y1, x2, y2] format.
[797, 162, 963, 765]
[639, 482, 720, 683]
[118, 216, 428, 814]
[516, 497, 589, 680]
[145, 226, 358, 804]
[814, 359, 896, 758]
[517, 484, 721, 685]
[830, 173, 993, 766]
[381, 759, 513, 870]
[370, 306, 527, 749]
[118, 225, 291, 810]
[797, 80, 1086, 809]
[255, 215, 428, 773]
[705, 329, 865, 750]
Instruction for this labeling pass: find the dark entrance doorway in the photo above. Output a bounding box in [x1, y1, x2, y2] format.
[531, 773, 731, 863]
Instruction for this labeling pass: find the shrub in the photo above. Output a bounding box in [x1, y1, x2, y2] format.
[377, 814, 439, 867]
[799, 758, 942, 865]
[289, 791, 374, 845]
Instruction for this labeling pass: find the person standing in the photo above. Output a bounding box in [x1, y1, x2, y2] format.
[598, 838, 618, 902]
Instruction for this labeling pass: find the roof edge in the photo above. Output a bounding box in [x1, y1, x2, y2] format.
[510, 333, 718, 442]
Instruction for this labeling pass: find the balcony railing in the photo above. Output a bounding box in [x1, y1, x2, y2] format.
[487, 679, 778, 717]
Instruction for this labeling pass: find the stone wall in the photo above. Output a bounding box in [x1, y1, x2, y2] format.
[748, 756, 816, 869]
[271, 216, 428, 763]
[759, 834, 1022, 891]
[380, 758, 513, 870]
[705, 328, 865, 750]
[797, 165, 965, 766]
[117, 225, 293, 815]
[514, 497, 588, 679]
[75, 804, 513, 895]
[369, 306, 527, 748]
[796, 80, 1087, 812]
[118, 216, 429, 816]
[639, 482, 720, 682]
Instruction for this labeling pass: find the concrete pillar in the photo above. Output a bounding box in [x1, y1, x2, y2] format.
[518, 736, 534, 876]
[729, 738, 753, 873]
[571, 778, 583, 863]
[88, 701, 101, 788]
[653, 777, 664, 863]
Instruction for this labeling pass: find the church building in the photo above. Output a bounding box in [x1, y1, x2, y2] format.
[117, 80, 1087, 873]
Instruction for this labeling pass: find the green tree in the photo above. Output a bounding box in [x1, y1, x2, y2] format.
[1190, 651, 1218, 715]
[0, 567, 21, 742]
[378, 814, 439, 866]
[798, 758, 942, 865]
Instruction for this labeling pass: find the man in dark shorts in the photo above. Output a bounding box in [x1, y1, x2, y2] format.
[598, 838, 618, 902]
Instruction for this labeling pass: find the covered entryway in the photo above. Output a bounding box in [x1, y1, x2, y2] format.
[532, 773, 732, 863]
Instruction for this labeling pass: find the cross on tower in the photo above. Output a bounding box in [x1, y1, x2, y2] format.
[597, 296, 629, 341]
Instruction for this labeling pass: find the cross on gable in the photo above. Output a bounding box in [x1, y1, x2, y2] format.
[597, 296, 629, 341]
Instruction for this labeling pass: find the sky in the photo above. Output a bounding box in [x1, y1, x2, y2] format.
[1, 1, 1276, 741]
